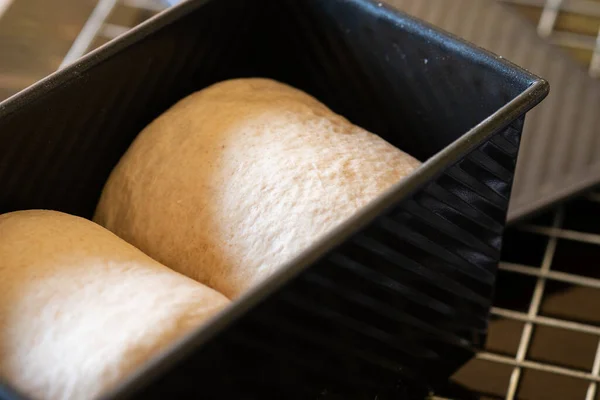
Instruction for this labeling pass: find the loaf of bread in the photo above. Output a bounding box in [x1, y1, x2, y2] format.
[95, 78, 421, 298]
[0, 210, 229, 400]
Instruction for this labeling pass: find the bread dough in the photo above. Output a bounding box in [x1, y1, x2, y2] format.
[0, 210, 229, 400]
[94, 78, 421, 299]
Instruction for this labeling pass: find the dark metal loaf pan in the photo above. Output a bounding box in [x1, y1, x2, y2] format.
[0, 0, 547, 398]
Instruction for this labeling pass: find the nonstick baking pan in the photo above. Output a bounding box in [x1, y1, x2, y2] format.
[389, 0, 600, 223]
[0, 0, 547, 398]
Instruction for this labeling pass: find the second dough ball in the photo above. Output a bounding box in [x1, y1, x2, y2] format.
[0, 210, 229, 400]
[95, 78, 421, 298]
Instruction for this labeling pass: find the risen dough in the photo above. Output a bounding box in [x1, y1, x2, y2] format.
[94, 78, 421, 298]
[0, 210, 229, 400]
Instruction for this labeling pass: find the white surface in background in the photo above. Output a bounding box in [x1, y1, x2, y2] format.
[0, 0, 14, 19]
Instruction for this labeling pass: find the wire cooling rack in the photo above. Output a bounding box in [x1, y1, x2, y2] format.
[58, 1, 600, 399]
[430, 193, 600, 400]
[499, 0, 600, 78]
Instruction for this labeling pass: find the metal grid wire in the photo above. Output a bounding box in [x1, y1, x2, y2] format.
[61, 1, 600, 399]
[431, 194, 600, 399]
[498, 0, 600, 78]
[482, 204, 597, 399]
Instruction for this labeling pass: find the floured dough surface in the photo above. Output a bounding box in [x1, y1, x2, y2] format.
[95, 78, 421, 298]
[0, 210, 229, 400]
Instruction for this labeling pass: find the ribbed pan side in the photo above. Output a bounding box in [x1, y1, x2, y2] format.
[387, 0, 600, 222]
[128, 117, 525, 400]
